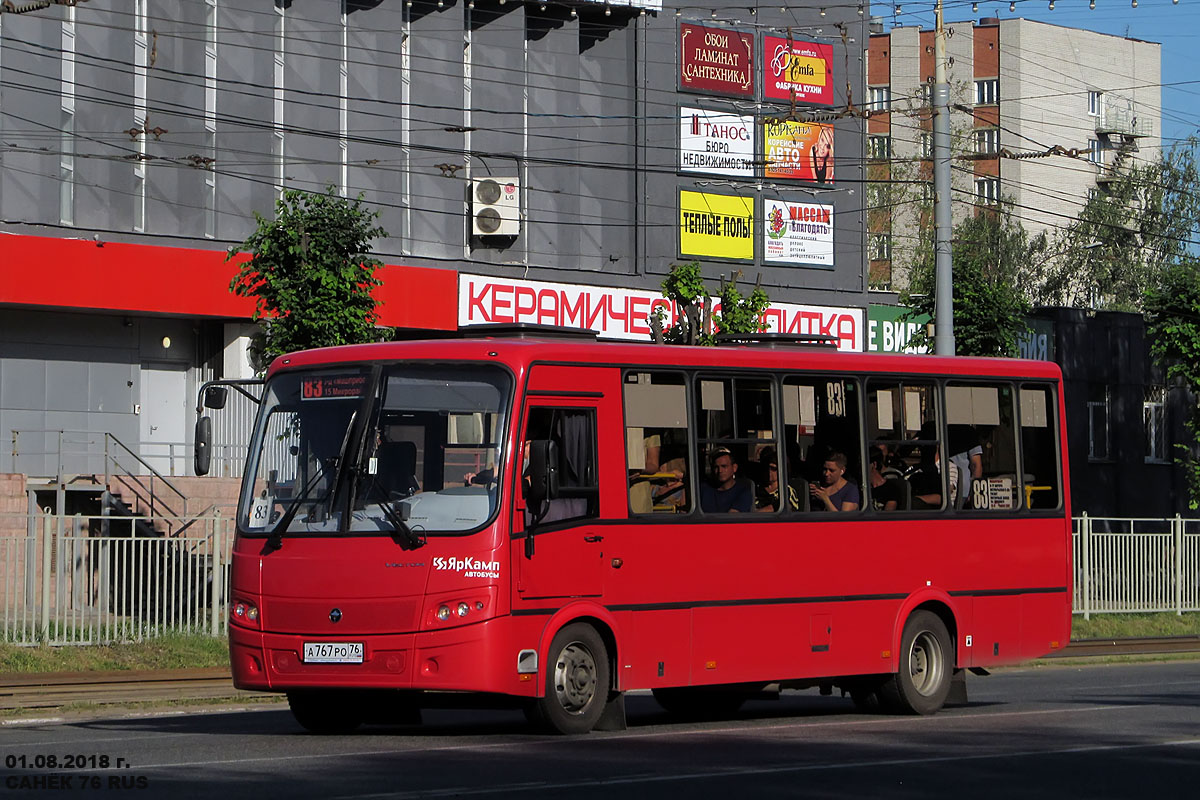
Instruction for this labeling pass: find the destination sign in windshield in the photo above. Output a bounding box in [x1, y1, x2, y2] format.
[300, 374, 368, 401]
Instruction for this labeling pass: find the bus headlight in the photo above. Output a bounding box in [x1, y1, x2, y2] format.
[231, 599, 261, 630]
[436, 605, 452, 621]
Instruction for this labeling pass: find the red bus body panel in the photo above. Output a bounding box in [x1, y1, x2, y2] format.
[230, 338, 1072, 698]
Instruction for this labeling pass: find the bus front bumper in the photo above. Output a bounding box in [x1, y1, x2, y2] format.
[229, 615, 538, 698]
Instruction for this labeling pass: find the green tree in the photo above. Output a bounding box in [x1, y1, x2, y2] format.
[901, 205, 1046, 357]
[649, 262, 770, 346]
[1145, 258, 1200, 509]
[229, 186, 389, 369]
[1038, 138, 1200, 312]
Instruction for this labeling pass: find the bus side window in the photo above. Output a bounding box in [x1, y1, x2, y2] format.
[523, 407, 598, 524]
[947, 383, 1020, 511]
[783, 376, 860, 513]
[1019, 385, 1061, 510]
[624, 372, 692, 514]
[696, 376, 777, 515]
[869, 380, 943, 510]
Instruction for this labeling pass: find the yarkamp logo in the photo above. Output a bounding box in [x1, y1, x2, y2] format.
[433, 556, 501, 579]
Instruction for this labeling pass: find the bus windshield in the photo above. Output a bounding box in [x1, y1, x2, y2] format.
[239, 363, 511, 537]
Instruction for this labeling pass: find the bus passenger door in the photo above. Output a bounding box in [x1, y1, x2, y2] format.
[515, 400, 605, 600]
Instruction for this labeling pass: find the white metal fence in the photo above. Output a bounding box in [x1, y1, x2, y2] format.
[1073, 514, 1200, 618]
[0, 512, 234, 646]
[1, 512, 1196, 646]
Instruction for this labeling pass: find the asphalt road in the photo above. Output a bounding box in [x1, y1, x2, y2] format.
[2, 660, 1198, 799]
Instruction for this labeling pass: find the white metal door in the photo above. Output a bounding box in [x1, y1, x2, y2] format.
[140, 365, 187, 475]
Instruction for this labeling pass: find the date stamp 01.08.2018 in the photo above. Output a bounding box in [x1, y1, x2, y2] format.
[4, 754, 149, 792]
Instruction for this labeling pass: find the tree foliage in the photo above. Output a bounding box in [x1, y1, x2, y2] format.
[901, 205, 1045, 356]
[1037, 138, 1200, 312]
[1145, 258, 1200, 509]
[229, 186, 389, 369]
[649, 262, 770, 346]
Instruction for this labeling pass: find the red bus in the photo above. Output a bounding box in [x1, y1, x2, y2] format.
[200, 327, 1071, 734]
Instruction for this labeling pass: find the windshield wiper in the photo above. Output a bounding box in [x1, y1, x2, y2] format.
[358, 478, 426, 550]
[267, 406, 361, 547]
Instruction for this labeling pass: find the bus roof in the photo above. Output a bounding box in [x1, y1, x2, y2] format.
[267, 333, 1063, 383]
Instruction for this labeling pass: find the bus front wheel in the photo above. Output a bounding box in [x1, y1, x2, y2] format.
[529, 623, 610, 735]
[287, 691, 364, 734]
[879, 610, 953, 715]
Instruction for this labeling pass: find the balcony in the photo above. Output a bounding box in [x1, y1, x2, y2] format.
[1095, 108, 1152, 138]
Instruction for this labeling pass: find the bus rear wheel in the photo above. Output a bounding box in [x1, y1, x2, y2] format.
[879, 610, 953, 715]
[287, 691, 364, 734]
[529, 623, 610, 735]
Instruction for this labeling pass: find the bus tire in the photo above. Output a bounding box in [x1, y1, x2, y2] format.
[287, 691, 364, 734]
[530, 623, 609, 735]
[879, 610, 953, 715]
[652, 687, 747, 718]
[846, 677, 887, 713]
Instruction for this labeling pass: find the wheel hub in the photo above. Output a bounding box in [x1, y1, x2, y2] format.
[909, 630, 943, 696]
[554, 642, 597, 714]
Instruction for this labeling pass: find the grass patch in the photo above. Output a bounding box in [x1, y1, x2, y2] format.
[0, 633, 229, 674]
[1071, 612, 1200, 640]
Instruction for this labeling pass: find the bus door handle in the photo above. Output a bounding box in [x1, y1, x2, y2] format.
[584, 535, 604, 543]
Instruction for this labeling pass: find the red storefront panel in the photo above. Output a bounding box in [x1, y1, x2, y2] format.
[0, 233, 457, 330]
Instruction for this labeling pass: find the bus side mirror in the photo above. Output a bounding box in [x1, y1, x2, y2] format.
[203, 385, 229, 410]
[194, 416, 213, 476]
[525, 439, 559, 510]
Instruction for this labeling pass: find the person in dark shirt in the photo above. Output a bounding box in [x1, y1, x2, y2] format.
[809, 450, 860, 512]
[907, 445, 945, 509]
[868, 446, 902, 511]
[754, 446, 800, 512]
[699, 449, 753, 513]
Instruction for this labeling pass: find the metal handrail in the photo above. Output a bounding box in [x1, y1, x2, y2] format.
[9, 428, 189, 520]
[103, 433, 189, 519]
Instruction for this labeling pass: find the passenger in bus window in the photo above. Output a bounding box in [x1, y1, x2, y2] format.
[810, 451, 860, 512]
[700, 448, 753, 513]
[949, 425, 984, 508]
[868, 447, 902, 511]
[754, 447, 800, 512]
[629, 433, 687, 513]
[908, 445, 948, 509]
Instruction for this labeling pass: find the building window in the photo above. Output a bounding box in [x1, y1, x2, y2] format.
[1088, 90, 1104, 117]
[274, 2, 286, 195]
[975, 177, 999, 205]
[869, 233, 892, 261]
[973, 128, 999, 155]
[205, 0, 218, 239]
[1087, 138, 1103, 165]
[868, 135, 891, 160]
[868, 85, 891, 112]
[133, 0, 148, 232]
[974, 78, 998, 105]
[59, 7, 76, 226]
[920, 83, 933, 107]
[1088, 384, 1109, 461]
[919, 132, 932, 159]
[1144, 385, 1167, 463]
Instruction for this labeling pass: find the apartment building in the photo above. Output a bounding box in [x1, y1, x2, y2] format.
[866, 17, 1160, 293]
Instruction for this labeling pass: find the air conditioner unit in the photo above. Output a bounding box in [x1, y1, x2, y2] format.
[471, 177, 520, 237]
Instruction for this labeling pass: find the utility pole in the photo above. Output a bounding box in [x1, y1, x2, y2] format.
[932, 0, 955, 355]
